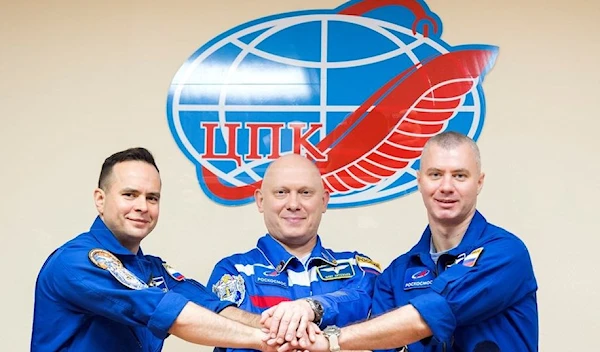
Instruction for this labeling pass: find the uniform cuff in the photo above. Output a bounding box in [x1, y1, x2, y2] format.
[409, 291, 456, 344]
[148, 291, 189, 338]
[309, 295, 334, 327]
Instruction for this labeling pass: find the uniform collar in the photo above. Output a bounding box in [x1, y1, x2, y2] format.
[257, 234, 337, 272]
[410, 210, 488, 261]
[89, 216, 141, 256]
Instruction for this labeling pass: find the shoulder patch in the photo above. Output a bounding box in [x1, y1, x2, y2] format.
[88, 249, 148, 290]
[89, 248, 122, 269]
[463, 247, 484, 267]
[162, 263, 186, 281]
[212, 274, 246, 306]
[355, 255, 382, 273]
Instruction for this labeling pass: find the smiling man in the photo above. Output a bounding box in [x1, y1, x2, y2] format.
[207, 154, 381, 352]
[31, 148, 271, 352]
[286, 132, 539, 352]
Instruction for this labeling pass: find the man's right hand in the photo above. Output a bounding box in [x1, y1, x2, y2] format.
[267, 332, 329, 352]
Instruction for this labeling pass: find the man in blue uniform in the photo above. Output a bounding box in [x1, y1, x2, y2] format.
[208, 154, 381, 351]
[31, 148, 269, 352]
[283, 132, 538, 352]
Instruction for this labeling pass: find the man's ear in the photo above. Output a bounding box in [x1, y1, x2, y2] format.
[94, 188, 106, 215]
[321, 190, 330, 213]
[477, 172, 485, 195]
[254, 188, 265, 213]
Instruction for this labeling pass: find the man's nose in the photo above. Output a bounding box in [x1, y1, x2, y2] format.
[286, 192, 301, 210]
[439, 175, 454, 193]
[134, 196, 149, 212]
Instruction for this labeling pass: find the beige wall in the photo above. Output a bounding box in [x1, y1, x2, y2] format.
[1, 0, 598, 350]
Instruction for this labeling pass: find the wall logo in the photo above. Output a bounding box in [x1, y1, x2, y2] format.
[166, 0, 498, 207]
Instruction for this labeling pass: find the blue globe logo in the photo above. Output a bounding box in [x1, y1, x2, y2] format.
[167, 0, 497, 207]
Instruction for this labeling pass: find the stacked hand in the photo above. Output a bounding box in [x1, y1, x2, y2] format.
[259, 300, 329, 352]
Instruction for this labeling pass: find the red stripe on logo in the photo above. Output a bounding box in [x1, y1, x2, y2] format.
[250, 295, 292, 308]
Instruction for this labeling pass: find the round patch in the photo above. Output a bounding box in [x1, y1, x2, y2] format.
[88, 249, 123, 269]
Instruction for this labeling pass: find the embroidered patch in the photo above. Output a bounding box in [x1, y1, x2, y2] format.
[149, 276, 168, 292]
[162, 263, 185, 281]
[355, 255, 382, 273]
[88, 249, 148, 290]
[463, 247, 484, 268]
[254, 266, 288, 287]
[317, 263, 355, 281]
[446, 253, 467, 269]
[404, 266, 433, 291]
[88, 248, 122, 270]
[212, 274, 246, 306]
[108, 266, 149, 290]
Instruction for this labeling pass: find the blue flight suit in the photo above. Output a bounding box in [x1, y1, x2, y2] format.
[372, 211, 538, 352]
[208, 234, 381, 352]
[31, 217, 233, 352]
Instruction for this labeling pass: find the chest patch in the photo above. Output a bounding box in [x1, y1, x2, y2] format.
[317, 263, 355, 281]
[404, 267, 434, 291]
[254, 266, 288, 287]
[463, 247, 484, 267]
[149, 276, 168, 292]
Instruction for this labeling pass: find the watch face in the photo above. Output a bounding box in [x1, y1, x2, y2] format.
[307, 298, 324, 323]
[324, 325, 340, 336]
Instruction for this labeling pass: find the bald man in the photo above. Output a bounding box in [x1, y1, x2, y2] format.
[207, 154, 381, 352]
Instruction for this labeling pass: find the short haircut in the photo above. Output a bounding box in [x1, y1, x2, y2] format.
[98, 147, 159, 190]
[421, 131, 481, 170]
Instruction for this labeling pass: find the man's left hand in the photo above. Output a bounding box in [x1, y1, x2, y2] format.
[261, 300, 316, 344]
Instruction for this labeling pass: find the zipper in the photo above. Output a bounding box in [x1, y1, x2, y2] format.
[434, 255, 446, 352]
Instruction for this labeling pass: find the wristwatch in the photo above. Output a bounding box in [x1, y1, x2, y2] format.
[322, 325, 341, 352]
[304, 298, 324, 324]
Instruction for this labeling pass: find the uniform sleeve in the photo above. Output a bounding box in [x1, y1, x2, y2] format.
[312, 253, 381, 327]
[409, 236, 538, 344]
[370, 262, 399, 352]
[42, 249, 188, 339]
[207, 258, 253, 311]
[169, 278, 234, 313]
[207, 259, 256, 352]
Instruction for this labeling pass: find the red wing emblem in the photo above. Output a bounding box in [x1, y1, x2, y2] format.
[315, 48, 495, 193]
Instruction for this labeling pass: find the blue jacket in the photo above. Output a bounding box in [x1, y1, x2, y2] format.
[31, 217, 233, 352]
[208, 234, 381, 352]
[372, 211, 538, 352]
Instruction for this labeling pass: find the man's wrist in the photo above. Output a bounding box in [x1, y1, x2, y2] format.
[322, 325, 341, 352]
[304, 298, 324, 324]
[253, 328, 267, 351]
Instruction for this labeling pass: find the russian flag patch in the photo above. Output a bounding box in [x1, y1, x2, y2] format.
[163, 263, 185, 281]
[463, 247, 484, 268]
